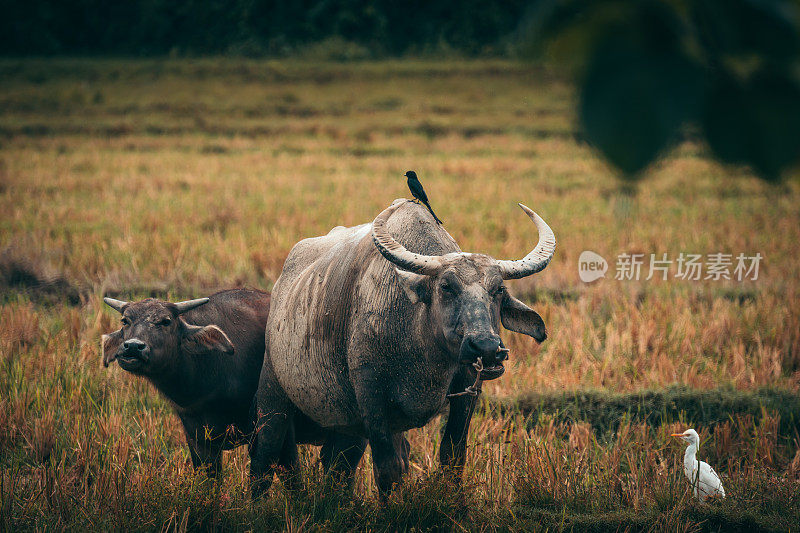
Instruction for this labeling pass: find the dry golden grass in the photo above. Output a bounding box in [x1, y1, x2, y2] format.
[1, 58, 799, 530]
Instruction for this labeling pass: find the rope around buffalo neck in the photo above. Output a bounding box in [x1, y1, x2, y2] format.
[447, 357, 485, 399]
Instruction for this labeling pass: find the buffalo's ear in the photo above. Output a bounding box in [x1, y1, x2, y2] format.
[182, 323, 235, 355]
[500, 293, 547, 343]
[394, 268, 430, 304]
[101, 329, 123, 367]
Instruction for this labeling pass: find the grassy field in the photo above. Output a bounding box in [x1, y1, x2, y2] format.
[1, 58, 799, 531]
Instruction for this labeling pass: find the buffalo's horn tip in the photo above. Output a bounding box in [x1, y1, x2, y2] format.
[103, 297, 128, 312]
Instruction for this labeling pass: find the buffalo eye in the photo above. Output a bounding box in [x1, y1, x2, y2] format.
[491, 285, 506, 297]
[157, 317, 172, 327]
[120, 317, 130, 327]
[440, 280, 455, 295]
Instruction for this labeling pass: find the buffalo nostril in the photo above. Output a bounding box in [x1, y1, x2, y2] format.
[495, 339, 509, 361]
[123, 339, 146, 351]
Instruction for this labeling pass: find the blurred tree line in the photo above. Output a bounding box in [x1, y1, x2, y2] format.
[0, 0, 527, 57]
[2, 0, 798, 182]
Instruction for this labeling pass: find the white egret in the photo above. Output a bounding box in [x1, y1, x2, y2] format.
[671, 428, 725, 502]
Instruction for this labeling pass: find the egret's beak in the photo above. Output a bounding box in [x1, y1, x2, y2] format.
[670, 433, 686, 437]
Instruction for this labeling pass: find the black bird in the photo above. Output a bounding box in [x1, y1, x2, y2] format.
[404, 171, 443, 224]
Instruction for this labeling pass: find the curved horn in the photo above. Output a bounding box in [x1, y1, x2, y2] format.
[173, 297, 209, 315]
[496, 204, 556, 280]
[103, 297, 128, 313]
[372, 202, 443, 276]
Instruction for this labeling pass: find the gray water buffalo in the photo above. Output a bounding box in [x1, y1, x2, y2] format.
[251, 199, 555, 496]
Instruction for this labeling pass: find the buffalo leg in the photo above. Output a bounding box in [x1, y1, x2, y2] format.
[395, 433, 410, 476]
[440, 366, 478, 476]
[320, 433, 367, 483]
[249, 407, 292, 497]
[275, 421, 301, 491]
[364, 417, 404, 497]
[206, 450, 223, 479]
[356, 377, 408, 497]
[249, 351, 295, 498]
[249, 359, 296, 500]
[182, 420, 222, 478]
[189, 446, 222, 478]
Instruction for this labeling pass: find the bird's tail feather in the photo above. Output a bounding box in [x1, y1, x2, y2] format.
[424, 201, 443, 225]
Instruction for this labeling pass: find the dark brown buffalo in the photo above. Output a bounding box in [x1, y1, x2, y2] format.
[101, 288, 384, 483]
[102, 289, 271, 477]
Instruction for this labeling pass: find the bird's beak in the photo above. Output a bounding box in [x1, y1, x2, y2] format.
[670, 433, 686, 437]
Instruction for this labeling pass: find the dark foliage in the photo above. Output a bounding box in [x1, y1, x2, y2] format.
[526, 0, 800, 181]
[493, 386, 800, 439]
[0, 0, 527, 57]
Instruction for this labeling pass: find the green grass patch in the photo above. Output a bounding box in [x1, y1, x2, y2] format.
[491, 387, 800, 439]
